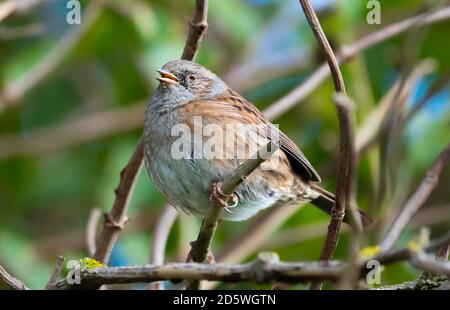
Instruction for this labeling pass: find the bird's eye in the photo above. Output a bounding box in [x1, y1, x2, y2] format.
[188, 74, 196, 81]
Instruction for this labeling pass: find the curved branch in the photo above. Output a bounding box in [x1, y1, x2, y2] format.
[297, 0, 355, 290]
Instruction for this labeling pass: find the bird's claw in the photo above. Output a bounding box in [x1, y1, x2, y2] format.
[210, 182, 239, 213]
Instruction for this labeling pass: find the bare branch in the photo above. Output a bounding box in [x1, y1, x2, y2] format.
[186, 141, 280, 290]
[51, 233, 450, 290]
[296, 0, 353, 290]
[92, 0, 209, 266]
[148, 205, 178, 290]
[181, 0, 209, 60]
[93, 139, 142, 263]
[55, 253, 343, 290]
[263, 6, 450, 120]
[0, 264, 29, 290]
[379, 142, 450, 251]
[298, 0, 345, 93]
[45, 256, 65, 289]
[334, 95, 363, 290]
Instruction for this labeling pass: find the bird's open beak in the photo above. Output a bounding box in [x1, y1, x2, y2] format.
[156, 69, 179, 85]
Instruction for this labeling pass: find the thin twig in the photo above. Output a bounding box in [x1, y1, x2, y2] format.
[86, 208, 102, 256]
[0, 264, 29, 290]
[298, 0, 345, 93]
[186, 141, 280, 290]
[181, 0, 208, 60]
[45, 256, 65, 289]
[148, 205, 178, 290]
[334, 95, 363, 290]
[93, 140, 142, 263]
[263, 6, 450, 120]
[296, 0, 351, 290]
[379, 142, 450, 251]
[92, 0, 209, 265]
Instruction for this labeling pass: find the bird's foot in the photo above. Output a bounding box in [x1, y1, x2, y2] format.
[210, 182, 238, 213]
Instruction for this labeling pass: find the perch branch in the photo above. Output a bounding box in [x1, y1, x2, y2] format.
[56, 253, 342, 290]
[379, 142, 450, 251]
[52, 233, 450, 289]
[92, 0, 209, 265]
[186, 141, 280, 290]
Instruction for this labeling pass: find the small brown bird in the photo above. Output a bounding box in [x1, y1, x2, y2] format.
[144, 60, 371, 225]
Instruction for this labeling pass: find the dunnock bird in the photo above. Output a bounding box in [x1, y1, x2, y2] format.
[144, 60, 371, 225]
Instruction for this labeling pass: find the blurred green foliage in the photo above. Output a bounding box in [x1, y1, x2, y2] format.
[0, 0, 449, 289]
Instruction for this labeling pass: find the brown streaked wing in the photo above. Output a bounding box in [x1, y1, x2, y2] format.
[217, 89, 322, 183]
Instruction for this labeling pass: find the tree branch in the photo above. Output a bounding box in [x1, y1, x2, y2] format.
[379, 142, 450, 251]
[51, 233, 450, 289]
[181, 0, 209, 60]
[92, 0, 209, 265]
[55, 253, 343, 290]
[45, 256, 65, 289]
[186, 141, 280, 290]
[297, 0, 353, 290]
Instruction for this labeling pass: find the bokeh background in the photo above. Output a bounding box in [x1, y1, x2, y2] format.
[0, 0, 449, 289]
